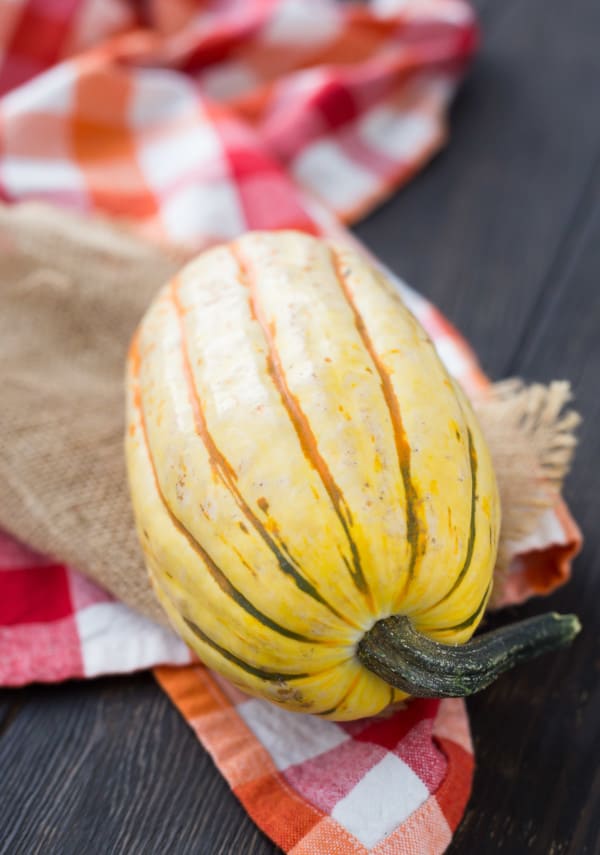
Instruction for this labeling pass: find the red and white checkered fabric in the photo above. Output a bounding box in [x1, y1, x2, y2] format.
[0, 529, 191, 686]
[0, 1, 581, 852]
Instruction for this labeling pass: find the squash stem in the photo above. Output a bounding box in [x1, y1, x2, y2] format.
[357, 612, 581, 698]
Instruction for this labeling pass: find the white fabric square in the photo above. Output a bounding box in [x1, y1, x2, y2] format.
[331, 753, 429, 848]
[72, 0, 136, 52]
[359, 104, 439, 163]
[200, 62, 260, 101]
[0, 157, 86, 194]
[263, 0, 341, 46]
[129, 69, 198, 128]
[372, 0, 411, 14]
[293, 139, 376, 212]
[434, 334, 473, 379]
[237, 698, 348, 770]
[138, 122, 223, 190]
[509, 507, 566, 554]
[373, 0, 471, 24]
[76, 602, 191, 678]
[159, 179, 246, 243]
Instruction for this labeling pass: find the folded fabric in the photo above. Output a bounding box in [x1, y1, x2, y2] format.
[0, 2, 581, 853]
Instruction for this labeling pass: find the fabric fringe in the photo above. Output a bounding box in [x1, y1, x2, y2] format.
[475, 380, 580, 603]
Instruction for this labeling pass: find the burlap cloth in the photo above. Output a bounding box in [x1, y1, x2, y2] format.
[0, 203, 579, 627]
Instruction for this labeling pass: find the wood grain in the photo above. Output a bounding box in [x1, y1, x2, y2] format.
[0, 676, 267, 855]
[2, 0, 600, 852]
[355, 0, 600, 381]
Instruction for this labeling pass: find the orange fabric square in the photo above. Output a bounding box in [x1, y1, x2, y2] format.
[290, 816, 368, 855]
[69, 64, 158, 218]
[372, 800, 451, 855]
[71, 61, 131, 126]
[236, 772, 323, 851]
[154, 664, 227, 720]
[190, 706, 276, 788]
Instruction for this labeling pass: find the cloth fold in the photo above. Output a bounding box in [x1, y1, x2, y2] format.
[0, 2, 581, 853]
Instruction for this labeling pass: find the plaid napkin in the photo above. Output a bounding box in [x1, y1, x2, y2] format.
[0, 1, 581, 853]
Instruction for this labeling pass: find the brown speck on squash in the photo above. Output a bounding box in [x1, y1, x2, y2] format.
[276, 683, 305, 704]
[257, 496, 269, 513]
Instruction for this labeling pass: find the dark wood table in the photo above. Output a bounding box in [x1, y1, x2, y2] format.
[2, 0, 599, 852]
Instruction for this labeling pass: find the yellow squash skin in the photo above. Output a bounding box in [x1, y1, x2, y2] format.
[126, 231, 500, 720]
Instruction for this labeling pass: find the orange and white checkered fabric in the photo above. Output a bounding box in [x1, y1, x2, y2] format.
[155, 665, 474, 854]
[0, 0, 477, 238]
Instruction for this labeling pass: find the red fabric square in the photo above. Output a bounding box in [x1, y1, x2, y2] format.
[7, 3, 76, 68]
[343, 698, 439, 750]
[28, 0, 82, 19]
[0, 613, 83, 685]
[283, 738, 387, 814]
[394, 719, 447, 792]
[0, 53, 43, 96]
[313, 80, 358, 131]
[237, 172, 317, 232]
[434, 738, 474, 829]
[0, 563, 73, 625]
[226, 146, 274, 179]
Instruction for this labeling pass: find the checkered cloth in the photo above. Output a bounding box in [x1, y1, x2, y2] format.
[0, 1, 581, 852]
[154, 665, 473, 854]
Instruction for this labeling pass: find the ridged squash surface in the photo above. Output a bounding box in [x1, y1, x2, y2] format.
[126, 231, 500, 720]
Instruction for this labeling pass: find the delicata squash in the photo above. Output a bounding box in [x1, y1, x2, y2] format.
[126, 231, 579, 720]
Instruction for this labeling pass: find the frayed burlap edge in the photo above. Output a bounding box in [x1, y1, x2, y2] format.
[474, 380, 580, 606]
